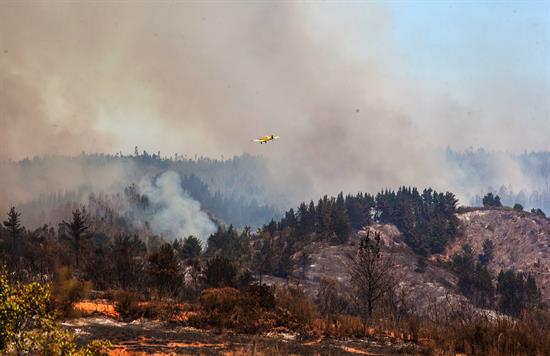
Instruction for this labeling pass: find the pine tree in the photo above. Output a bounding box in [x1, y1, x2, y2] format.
[331, 193, 351, 244]
[3, 207, 22, 253]
[478, 239, 494, 266]
[182, 236, 202, 259]
[62, 208, 90, 269]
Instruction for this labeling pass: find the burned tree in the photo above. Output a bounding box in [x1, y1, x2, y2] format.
[351, 230, 394, 321]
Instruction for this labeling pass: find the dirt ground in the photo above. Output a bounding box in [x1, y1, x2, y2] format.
[63, 317, 422, 355]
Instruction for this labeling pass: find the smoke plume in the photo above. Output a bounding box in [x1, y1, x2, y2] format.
[0, 2, 548, 207]
[138, 171, 217, 243]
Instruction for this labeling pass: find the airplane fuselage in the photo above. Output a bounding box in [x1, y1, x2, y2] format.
[253, 134, 279, 144]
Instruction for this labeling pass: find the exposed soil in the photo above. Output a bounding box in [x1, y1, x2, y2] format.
[63, 317, 421, 355]
[445, 209, 550, 302]
[263, 224, 464, 315]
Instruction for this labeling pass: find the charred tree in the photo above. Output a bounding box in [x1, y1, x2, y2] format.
[351, 230, 394, 321]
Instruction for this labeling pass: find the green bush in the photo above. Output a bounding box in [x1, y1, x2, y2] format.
[0, 272, 109, 354]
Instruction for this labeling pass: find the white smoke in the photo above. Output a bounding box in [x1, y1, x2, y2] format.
[138, 171, 217, 243]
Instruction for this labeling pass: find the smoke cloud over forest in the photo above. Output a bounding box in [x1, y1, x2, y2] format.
[137, 171, 217, 242]
[1, 2, 549, 210]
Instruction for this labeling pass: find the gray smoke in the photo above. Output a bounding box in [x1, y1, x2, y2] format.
[137, 171, 217, 243]
[0, 2, 548, 208]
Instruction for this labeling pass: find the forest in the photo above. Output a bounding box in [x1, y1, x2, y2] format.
[1, 182, 548, 354]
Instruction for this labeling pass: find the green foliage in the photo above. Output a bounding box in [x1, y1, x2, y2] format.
[451, 244, 494, 308]
[478, 239, 494, 266]
[531, 208, 546, 218]
[267, 187, 459, 258]
[62, 208, 90, 268]
[180, 235, 202, 259]
[3, 207, 22, 253]
[375, 188, 459, 254]
[513, 203, 524, 212]
[482, 192, 502, 208]
[497, 269, 541, 317]
[206, 225, 249, 262]
[0, 274, 50, 350]
[147, 243, 180, 295]
[0, 272, 109, 354]
[204, 255, 237, 288]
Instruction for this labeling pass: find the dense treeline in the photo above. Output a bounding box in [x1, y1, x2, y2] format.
[374, 188, 459, 254]
[244, 187, 460, 279]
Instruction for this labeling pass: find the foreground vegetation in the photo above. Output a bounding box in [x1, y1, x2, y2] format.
[0, 272, 110, 355]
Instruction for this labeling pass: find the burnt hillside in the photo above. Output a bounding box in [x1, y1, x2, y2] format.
[443, 209, 550, 303]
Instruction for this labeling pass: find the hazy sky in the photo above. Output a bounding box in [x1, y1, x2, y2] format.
[1, 1, 548, 158]
[0, 1, 549, 197]
[389, 1, 550, 148]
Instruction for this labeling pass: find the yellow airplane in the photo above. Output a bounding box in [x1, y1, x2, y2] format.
[252, 134, 280, 144]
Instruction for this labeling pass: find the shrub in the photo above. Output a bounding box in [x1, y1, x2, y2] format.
[243, 284, 275, 310]
[274, 286, 318, 334]
[0, 272, 109, 354]
[531, 208, 546, 218]
[114, 290, 143, 321]
[50, 266, 92, 317]
[336, 315, 367, 338]
[425, 305, 550, 355]
[189, 286, 277, 334]
[235, 284, 276, 333]
[198, 287, 240, 331]
[513, 203, 524, 212]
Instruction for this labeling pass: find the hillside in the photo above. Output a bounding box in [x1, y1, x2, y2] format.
[443, 209, 550, 303]
[263, 223, 464, 315]
[263, 209, 550, 310]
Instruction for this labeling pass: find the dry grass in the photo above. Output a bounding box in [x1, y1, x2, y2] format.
[73, 300, 119, 319]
